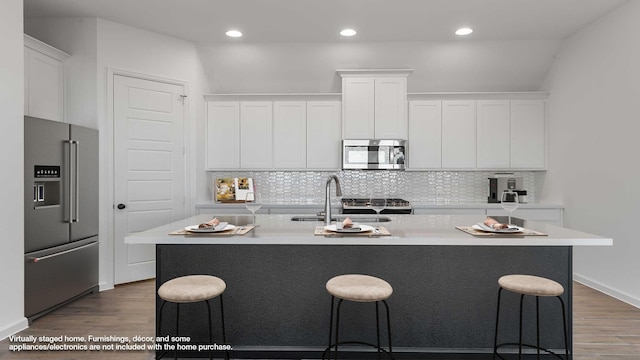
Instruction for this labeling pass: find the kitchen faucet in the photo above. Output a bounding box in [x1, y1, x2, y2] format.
[324, 175, 342, 225]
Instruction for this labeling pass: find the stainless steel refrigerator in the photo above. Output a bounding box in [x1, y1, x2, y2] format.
[24, 116, 99, 323]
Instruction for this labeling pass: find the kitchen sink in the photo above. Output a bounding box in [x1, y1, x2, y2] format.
[290, 215, 392, 222]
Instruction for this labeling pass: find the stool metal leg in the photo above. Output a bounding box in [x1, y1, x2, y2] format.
[518, 294, 524, 360]
[536, 296, 540, 360]
[376, 301, 381, 360]
[175, 303, 180, 360]
[334, 299, 344, 360]
[558, 296, 570, 360]
[382, 300, 393, 360]
[205, 300, 213, 360]
[325, 296, 335, 360]
[219, 295, 229, 360]
[493, 287, 503, 360]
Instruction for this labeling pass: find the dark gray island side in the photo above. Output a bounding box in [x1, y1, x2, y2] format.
[126, 214, 611, 359]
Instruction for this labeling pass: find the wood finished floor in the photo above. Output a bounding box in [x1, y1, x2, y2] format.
[0, 280, 638, 359]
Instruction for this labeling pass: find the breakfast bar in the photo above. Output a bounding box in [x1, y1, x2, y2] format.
[126, 214, 611, 358]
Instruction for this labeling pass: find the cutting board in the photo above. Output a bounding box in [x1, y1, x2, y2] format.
[314, 226, 391, 236]
[169, 225, 255, 236]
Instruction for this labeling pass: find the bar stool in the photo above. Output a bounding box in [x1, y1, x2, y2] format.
[157, 275, 228, 360]
[493, 274, 569, 360]
[323, 274, 393, 360]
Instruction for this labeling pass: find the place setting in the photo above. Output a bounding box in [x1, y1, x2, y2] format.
[170, 217, 255, 236]
[456, 191, 547, 237]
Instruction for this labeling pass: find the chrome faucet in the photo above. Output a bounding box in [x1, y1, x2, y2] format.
[324, 175, 342, 225]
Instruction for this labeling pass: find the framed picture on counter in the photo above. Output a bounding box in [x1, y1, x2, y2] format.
[215, 178, 236, 202]
[234, 177, 254, 201]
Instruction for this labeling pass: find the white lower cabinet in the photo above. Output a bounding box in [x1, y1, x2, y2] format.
[486, 208, 563, 226]
[413, 208, 485, 215]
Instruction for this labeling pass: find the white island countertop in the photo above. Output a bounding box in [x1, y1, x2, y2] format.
[126, 214, 612, 247]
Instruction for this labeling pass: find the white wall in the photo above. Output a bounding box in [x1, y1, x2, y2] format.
[197, 40, 562, 93]
[0, 0, 28, 340]
[541, 0, 640, 306]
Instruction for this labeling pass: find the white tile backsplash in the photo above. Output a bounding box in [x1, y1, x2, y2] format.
[208, 171, 536, 205]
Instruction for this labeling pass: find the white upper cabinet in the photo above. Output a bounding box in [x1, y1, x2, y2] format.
[442, 100, 476, 168]
[273, 101, 307, 169]
[408, 101, 442, 169]
[24, 35, 69, 122]
[307, 101, 342, 169]
[206, 102, 240, 169]
[477, 100, 510, 168]
[240, 102, 273, 169]
[374, 77, 408, 138]
[511, 99, 546, 169]
[342, 77, 375, 139]
[339, 70, 411, 139]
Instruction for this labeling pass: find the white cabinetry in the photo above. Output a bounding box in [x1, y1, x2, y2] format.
[205, 97, 342, 171]
[307, 101, 342, 169]
[240, 102, 273, 169]
[339, 70, 411, 139]
[408, 101, 442, 169]
[442, 100, 476, 168]
[477, 100, 510, 168]
[206, 102, 240, 169]
[24, 34, 69, 122]
[273, 101, 307, 169]
[511, 100, 546, 169]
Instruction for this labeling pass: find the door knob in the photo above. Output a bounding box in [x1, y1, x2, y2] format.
[117, 204, 126, 210]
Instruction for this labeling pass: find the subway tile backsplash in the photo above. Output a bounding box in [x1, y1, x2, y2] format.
[207, 171, 536, 205]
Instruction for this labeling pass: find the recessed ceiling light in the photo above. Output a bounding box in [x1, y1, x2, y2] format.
[226, 30, 243, 38]
[455, 27, 473, 36]
[340, 28, 357, 37]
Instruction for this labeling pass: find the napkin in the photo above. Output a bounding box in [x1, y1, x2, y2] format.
[483, 216, 508, 230]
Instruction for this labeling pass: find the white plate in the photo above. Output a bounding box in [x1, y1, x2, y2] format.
[473, 223, 523, 233]
[185, 224, 236, 233]
[324, 224, 375, 233]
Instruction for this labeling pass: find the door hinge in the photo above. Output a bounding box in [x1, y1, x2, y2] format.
[178, 95, 187, 104]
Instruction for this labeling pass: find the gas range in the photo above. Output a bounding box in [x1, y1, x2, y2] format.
[341, 197, 413, 215]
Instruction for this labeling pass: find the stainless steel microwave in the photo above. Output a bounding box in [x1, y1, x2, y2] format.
[342, 139, 406, 170]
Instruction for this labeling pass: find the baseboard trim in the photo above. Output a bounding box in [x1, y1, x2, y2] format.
[0, 317, 28, 341]
[574, 273, 640, 309]
[99, 281, 114, 292]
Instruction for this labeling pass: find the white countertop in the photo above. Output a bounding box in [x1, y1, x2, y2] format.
[195, 201, 564, 209]
[126, 214, 611, 247]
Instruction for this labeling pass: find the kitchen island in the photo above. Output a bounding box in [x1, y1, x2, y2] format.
[126, 214, 611, 359]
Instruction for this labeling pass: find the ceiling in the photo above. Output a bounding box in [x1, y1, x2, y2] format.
[23, 0, 628, 44]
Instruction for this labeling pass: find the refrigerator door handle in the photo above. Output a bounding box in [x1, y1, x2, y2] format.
[26, 242, 97, 263]
[73, 140, 79, 223]
[67, 140, 79, 223]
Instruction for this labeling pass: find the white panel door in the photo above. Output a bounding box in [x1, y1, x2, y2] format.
[408, 101, 442, 169]
[206, 101, 240, 169]
[240, 101, 273, 169]
[374, 77, 407, 139]
[342, 78, 375, 139]
[273, 101, 307, 169]
[307, 101, 342, 169]
[25, 47, 64, 122]
[442, 100, 476, 168]
[477, 100, 510, 168]
[114, 75, 185, 284]
[511, 100, 546, 169]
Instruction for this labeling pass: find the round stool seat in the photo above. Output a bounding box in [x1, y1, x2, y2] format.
[326, 274, 393, 302]
[498, 274, 564, 297]
[158, 275, 226, 303]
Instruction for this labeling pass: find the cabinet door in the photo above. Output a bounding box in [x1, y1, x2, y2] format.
[307, 101, 342, 169]
[477, 100, 510, 168]
[374, 77, 407, 138]
[240, 102, 273, 169]
[342, 77, 375, 139]
[408, 101, 442, 169]
[273, 101, 307, 169]
[511, 100, 545, 169]
[442, 100, 476, 168]
[25, 47, 64, 122]
[206, 102, 240, 169]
